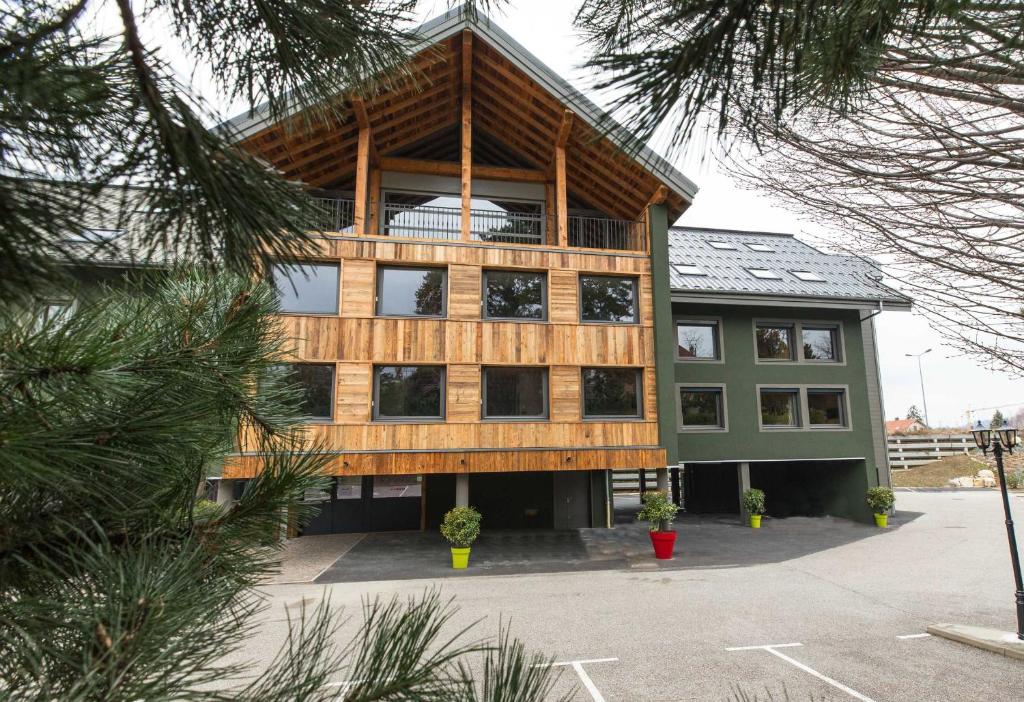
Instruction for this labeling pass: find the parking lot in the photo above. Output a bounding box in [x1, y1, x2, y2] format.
[234, 490, 1023, 700]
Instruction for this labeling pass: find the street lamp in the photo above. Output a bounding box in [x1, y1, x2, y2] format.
[971, 424, 1024, 641]
[905, 349, 932, 426]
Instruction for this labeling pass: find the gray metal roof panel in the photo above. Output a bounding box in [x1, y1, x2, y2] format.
[668, 226, 910, 305]
[218, 4, 698, 201]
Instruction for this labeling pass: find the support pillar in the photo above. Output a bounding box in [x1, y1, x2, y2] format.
[737, 462, 751, 523]
[216, 478, 236, 508]
[670, 466, 681, 506]
[656, 467, 669, 493]
[455, 472, 469, 507]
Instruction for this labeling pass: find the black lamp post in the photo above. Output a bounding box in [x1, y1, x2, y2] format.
[971, 424, 1024, 640]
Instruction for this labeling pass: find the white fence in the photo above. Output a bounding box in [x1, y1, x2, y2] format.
[888, 434, 974, 469]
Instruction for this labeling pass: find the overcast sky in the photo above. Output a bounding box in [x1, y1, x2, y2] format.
[141, 0, 1024, 429]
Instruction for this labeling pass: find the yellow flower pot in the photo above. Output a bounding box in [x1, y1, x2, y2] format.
[874, 513, 888, 528]
[450, 547, 471, 569]
[750, 515, 762, 529]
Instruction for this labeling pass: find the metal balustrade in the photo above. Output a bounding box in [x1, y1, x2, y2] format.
[382, 202, 461, 240]
[568, 214, 646, 252]
[311, 197, 356, 233]
[468, 208, 543, 245]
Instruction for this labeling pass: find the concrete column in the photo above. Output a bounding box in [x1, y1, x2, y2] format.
[215, 479, 236, 508]
[737, 462, 751, 523]
[656, 467, 669, 493]
[455, 472, 470, 507]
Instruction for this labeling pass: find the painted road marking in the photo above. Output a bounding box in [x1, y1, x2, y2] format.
[727, 643, 877, 702]
[534, 657, 619, 702]
[896, 633, 931, 640]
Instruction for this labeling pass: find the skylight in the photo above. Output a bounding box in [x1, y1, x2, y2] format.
[673, 263, 707, 276]
[708, 241, 737, 250]
[745, 242, 775, 252]
[791, 270, 826, 282]
[63, 228, 125, 243]
[748, 268, 782, 280]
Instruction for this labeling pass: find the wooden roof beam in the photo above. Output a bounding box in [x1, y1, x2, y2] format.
[380, 157, 547, 183]
[460, 29, 473, 241]
[555, 109, 575, 149]
[350, 95, 379, 167]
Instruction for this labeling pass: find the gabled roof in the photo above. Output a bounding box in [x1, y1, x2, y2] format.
[669, 226, 911, 309]
[220, 4, 696, 221]
[886, 419, 927, 433]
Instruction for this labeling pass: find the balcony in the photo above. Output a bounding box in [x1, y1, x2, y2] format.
[312, 196, 645, 252]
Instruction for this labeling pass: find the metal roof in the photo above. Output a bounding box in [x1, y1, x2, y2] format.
[669, 226, 911, 308]
[218, 3, 698, 202]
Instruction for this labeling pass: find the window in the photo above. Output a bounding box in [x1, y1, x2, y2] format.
[760, 389, 800, 428]
[677, 320, 721, 360]
[483, 270, 546, 320]
[582, 368, 642, 418]
[483, 367, 547, 419]
[273, 363, 334, 421]
[372, 475, 422, 498]
[748, 268, 782, 280]
[792, 270, 826, 282]
[673, 263, 706, 276]
[802, 325, 841, 361]
[756, 324, 795, 360]
[336, 476, 362, 500]
[579, 275, 638, 323]
[374, 366, 445, 420]
[678, 387, 725, 430]
[271, 262, 339, 314]
[708, 241, 737, 250]
[808, 389, 847, 427]
[745, 242, 774, 252]
[36, 300, 73, 330]
[376, 266, 446, 317]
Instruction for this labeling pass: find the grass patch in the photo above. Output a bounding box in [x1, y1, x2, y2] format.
[892, 454, 988, 488]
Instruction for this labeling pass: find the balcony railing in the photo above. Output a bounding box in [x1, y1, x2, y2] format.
[311, 197, 645, 251]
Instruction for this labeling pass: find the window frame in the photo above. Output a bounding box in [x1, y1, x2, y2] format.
[481, 268, 548, 322]
[481, 366, 550, 421]
[806, 387, 849, 429]
[756, 386, 802, 431]
[270, 261, 340, 315]
[753, 319, 846, 365]
[800, 323, 844, 363]
[277, 362, 336, 423]
[372, 365, 447, 422]
[753, 321, 797, 362]
[375, 264, 448, 319]
[675, 383, 728, 432]
[675, 318, 724, 363]
[580, 367, 645, 420]
[577, 274, 640, 325]
[755, 384, 853, 432]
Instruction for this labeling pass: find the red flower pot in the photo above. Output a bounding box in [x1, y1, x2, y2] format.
[649, 530, 677, 559]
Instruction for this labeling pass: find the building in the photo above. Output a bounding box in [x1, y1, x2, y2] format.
[886, 418, 928, 434]
[216, 7, 697, 533]
[665, 227, 910, 521]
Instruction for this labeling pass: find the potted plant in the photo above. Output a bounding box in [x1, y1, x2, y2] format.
[636, 491, 679, 559]
[742, 488, 766, 528]
[866, 486, 895, 527]
[440, 506, 481, 569]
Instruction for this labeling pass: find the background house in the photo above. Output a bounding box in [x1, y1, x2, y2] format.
[886, 418, 928, 434]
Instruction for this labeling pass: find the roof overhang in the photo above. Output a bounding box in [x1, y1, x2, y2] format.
[671, 290, 912, 311]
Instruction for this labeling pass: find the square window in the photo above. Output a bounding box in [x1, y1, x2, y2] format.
[376, 266, 447, 317]
[374, 366, 445, 420]
[756, 324, 795, 360]
[677, 321, 720, 360]
[673, 263, 706, 276]
[336, 476, 362, 500]
[808, 390, 847, 427]
[484, 270, 546, 319]
[792, 270, 826, 282]
[745, 242, 775, 252]
[679, 387, 725, 429]
[483, 367, 547, 418]
[802, 325, 840, 361]
[760, 389, 800, 427]
[579, 275, 638, 323]
[748, 268, 782, 280]
[708, 241, 737, 250]
[582, 368, 642, 418]
[271, 262, 339, 314]
[272, 363, 334, 420]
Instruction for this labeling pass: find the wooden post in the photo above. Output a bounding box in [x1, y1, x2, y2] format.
[460, 30, 473, 241]
[544, 183, 555, 245]
[368, 168, 382, 235]
[554, 109, 573, 248]
[354, 127, 369, 234]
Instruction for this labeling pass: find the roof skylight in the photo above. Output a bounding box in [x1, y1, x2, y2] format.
[673, 263, 707, 276]
[747, 268, 782, 280]
[791, 270, 826, 282]
[745, 242, 775, 252]
[708, 241, 737, 250]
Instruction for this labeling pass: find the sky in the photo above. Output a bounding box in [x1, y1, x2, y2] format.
[137, 0, 1024, 429]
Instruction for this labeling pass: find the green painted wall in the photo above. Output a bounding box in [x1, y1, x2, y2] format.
[647, 204, 678, 468]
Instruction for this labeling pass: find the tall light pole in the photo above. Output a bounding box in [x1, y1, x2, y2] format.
[906, 348, 932, 426]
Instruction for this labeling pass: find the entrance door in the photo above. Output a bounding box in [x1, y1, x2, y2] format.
[553, 471, 590, 529]
[299, 476, 422, 535]
[369, 475, 422, 531]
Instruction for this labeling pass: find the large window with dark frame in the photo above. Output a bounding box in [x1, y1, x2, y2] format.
[759, 388, 800, 428]
[376, 266, 447, 317]
[373, 366, 445, 421]
[755, 323, 795, 360]
[483, 270, 546, 320]
[270, 262, 339, 314]
[808, 389, 847, 427]
[678, 387, 725, 430]
[272, 363, 335, 421]
[482, 367, 548, 419]
[582, 368, 643, 418]
[579, 275, 638, 324]
[802, 325, 841, 362]
[677, 320, 721, 360]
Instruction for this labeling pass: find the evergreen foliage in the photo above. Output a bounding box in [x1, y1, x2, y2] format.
[866, 486, 895, 514]
[441, 506, 483, 548]
[636, 491, 678, 532]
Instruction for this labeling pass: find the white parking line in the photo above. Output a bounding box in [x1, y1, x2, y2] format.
[535, 657, 618, 702]
[727, 643, 877, 702]
[896, 633, 931, 640]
